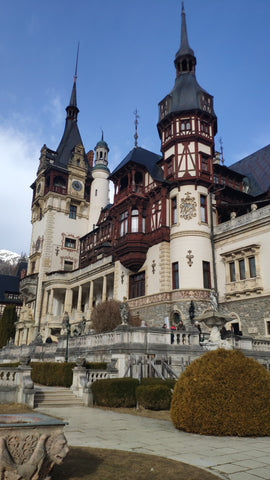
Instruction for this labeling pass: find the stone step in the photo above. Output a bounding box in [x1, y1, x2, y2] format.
[34, 386, 84, 408]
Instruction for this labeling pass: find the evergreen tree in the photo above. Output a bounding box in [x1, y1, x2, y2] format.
[0, 305, 17, 347]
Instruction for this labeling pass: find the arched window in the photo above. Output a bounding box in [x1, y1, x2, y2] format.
[120, 175, 128, 191]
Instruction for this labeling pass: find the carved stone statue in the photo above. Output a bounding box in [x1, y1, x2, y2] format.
[120, 299, 129, 325]
[0, 432, 69, 480]
[210, 290, 218, 311]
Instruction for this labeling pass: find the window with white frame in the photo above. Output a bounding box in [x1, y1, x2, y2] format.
[221, 245, 262, 298]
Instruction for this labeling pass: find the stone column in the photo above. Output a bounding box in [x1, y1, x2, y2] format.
[77, 285, 82, 313]
[102, 275, 107, 302]
[41, 289, 49, 317]
[48, 289, 54, 315]
[64, 289, 73, 314]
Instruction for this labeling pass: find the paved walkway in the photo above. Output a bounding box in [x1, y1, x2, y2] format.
[37, 405, 270, 480]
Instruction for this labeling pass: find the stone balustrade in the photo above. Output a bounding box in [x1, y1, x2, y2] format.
[0, 363, 35, 407]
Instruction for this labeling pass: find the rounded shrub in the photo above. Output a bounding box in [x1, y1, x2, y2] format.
[170, 349, 270, 436]
[91, 378, 139, 407]
[136, 384, 172, 410]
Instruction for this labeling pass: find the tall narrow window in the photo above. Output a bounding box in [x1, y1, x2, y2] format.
[249, 256, 256, 278]
[172, 262, 179, 289]
[200, 195, 207, 223]
[229, 262, 236, 282]
[171, 197, 177, 224]
[129, 272, 145, 298]
[120, 211, 128, 236]
[142, 210, 146, 233]
[69, 205, 77, 219]
[201, 155, 209, 171]
[131, 209, 139, 232]
[239, 259, 245, 280]
[203, 261, 211, 289]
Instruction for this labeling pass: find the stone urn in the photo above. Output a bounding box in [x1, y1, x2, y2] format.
[0, 413, 68, 479]
[196, 310, 233, 350]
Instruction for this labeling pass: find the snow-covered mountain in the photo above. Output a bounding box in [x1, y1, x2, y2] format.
[0, 250, 21, 265]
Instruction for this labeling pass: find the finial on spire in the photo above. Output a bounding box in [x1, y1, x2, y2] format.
[74, 42, 80, 83]
[181, 1, 184, 12]
[134, 109, 139, 148]
[101, 128, 104, 141]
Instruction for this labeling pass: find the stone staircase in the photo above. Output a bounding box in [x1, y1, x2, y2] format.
[34, 385, 85, 408]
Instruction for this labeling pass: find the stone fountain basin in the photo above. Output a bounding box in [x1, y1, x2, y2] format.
[0, 413, 69, 479]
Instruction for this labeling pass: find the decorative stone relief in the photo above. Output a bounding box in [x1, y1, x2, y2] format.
[186, 250, 194, 267]
[0, 431, 69, 480]
[180, 192, 197, 220]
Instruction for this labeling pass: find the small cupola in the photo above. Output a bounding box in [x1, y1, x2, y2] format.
[94, 131, 109, 170]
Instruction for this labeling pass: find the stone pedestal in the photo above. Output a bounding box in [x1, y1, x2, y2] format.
[0, 413, 68, 480]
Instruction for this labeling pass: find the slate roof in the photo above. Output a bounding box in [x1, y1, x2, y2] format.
[230, 144, 270, 196]
[0, 275, 20, 304]
[52, 79, 89, 172]
[168, 73, 214, 116]
[55, 120, 84, 167]
[110, 147, 164, 182]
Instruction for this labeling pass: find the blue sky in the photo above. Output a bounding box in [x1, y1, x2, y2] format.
[1, 0, 270, 255]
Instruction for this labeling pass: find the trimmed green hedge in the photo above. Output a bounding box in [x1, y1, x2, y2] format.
[91, 378, 139, 407]
[30, 361, 108, 387]
[85, 362, 107, 370]
[136, 384, 172, 410]
[0, 363, 20, 368]
[31, 362, 76, 387]
[140, 378, 176, 390]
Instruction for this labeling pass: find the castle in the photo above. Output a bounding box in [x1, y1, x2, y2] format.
[16, 4, 270, 347]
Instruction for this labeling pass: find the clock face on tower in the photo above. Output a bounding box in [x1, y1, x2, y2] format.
[72, 180, 82, 192]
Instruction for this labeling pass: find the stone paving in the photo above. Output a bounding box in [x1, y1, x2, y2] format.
[37, 406, 270, 480]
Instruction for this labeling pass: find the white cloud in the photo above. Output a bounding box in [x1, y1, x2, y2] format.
[43, 91, 64, 129]
[0, 126, 40, 255]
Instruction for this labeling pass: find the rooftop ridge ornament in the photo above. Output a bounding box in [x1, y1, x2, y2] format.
[219, 137, 224, 165]
[134, 108, 139, 148]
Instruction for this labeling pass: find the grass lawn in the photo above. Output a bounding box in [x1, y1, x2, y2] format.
[0, 404, 221, 480]
[52, 446, 221, 480]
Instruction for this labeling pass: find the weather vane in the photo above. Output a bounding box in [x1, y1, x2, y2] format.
[134, 109, 139, 148]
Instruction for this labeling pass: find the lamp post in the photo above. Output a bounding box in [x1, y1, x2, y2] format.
[63, 312, 70, 363]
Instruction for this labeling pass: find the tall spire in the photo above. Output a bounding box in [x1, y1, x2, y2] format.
[174, 2, 196, 76]
[66, 43, 80, 121]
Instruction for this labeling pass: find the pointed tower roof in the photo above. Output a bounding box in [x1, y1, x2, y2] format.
[55, 77, 83, 167]
[158, 3, 216, 130]
[175, 2, 194, 60]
